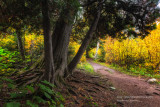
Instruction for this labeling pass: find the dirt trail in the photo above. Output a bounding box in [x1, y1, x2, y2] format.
[89, 61, 160, 107]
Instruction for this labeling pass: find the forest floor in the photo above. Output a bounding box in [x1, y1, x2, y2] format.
[62, 61, 160, 107]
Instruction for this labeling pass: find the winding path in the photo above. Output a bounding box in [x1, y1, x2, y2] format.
[89, 61, 160, 107]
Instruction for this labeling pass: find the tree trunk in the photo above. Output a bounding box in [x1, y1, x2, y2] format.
[68, 8, 101, 73]
[52, 9, 76, 85]
[86, 47, 90, 58]
[26, 1, 79, 85]
[16, 30, 25, 60]
[94, 41, 100, 59]
[42, 0, 55, 83]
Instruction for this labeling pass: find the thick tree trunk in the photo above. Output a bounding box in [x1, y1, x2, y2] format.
[42, 0, 55, 83]
[68, 8, 101, 73]
[52, 9, 76, 85]
[25, 1, 79, 85]
[16, 30, 25, 60]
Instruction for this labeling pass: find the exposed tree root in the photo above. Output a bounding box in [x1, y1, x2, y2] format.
[15, 72, 44, 86]
[93, 86, 102, 91]
[84, 89, 97, 93]
[10, 53, 45, 86]
[59, 70, 123, 107]
[68, 88, 78, 96]
[70, 79, 83, 83]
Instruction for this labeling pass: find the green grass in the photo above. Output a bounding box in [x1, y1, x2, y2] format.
[77, 62, 95, 74]
[94, 60, 160, 79]
[157, 81, 160, 85]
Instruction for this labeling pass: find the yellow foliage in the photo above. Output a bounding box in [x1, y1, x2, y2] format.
[0, 31, 44, 53]
[104, 24, 160, 72]
[68, 38, 86, 62]
[89, 48, 101, 58]
[25, 33, 43, 52]
[89, 48, 96, 58]
[0, 35, 16, 49]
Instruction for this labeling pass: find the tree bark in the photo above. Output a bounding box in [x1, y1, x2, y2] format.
[42, 0, 55, 83]
[52, 9, 76, 85]
[27, 1, 79, 85]
[94, 41, 100, 59]
[86, 47, 90, 58]
[68, 8, 101, 73]
[16, 30, 25, 60]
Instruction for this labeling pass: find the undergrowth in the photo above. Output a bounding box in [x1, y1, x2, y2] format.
[0, 78, 64, 107]
[77, 62, 95, 74]
[0, 47, 20, 75]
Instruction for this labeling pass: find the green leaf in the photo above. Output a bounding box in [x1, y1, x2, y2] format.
[51, 100, 56, 105]
[26, 100, 38, 107]
[41, 80, 55, 88]
[10, 91, 26, 98]
[7, 83, 16, 89]
[26, 85, 35, 93]
[60, 104, 64, 107]
[0, 57, 2, 61]
[2, 78, 14, 83]
[10, 93, 18, 98]
[33, 96, 46, 104]
[38, 84, 54, 94]
[44, 92, 51, 99]
[49, 105, 56, 107]
[10, 60, 15, 62]
[5, 102, 20, 107]
[56, 92, 65, 101]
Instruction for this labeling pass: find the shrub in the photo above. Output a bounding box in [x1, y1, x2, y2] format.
[68, 39, 86, 63]
[103, 23, 160, 74]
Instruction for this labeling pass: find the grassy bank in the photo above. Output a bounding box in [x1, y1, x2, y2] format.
[94, 60, 160, 80]
[76, 62, 95, 74]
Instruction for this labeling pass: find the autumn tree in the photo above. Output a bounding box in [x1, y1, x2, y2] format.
[68, 0, 160, 73]
[0, 0, 43, 60]
[0, 0, 159, 86]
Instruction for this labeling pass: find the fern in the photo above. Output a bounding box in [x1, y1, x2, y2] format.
[5, 102, 20, 107]
[26, 100, 38, 107]
[38, 84, 54, 95]
[41, 80, 55, 88]
[3, 80, 64, 107]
